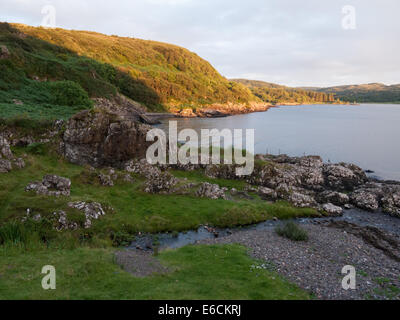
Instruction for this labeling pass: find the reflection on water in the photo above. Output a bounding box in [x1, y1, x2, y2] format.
[157, 104, 400, 181]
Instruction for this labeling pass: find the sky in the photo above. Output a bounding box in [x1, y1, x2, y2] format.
[1, 0, 399, 87]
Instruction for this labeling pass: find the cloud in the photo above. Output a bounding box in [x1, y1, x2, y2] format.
[0, 0, 399, 86]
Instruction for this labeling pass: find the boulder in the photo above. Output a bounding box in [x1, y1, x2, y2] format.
[98, 173, 114, 186]
[25, 175, 71, 197]
[317, 191, 349, 206]
[0, 136, 13, 159]
[322, 203, 343, 216]
[61, 108, 152, 167]
[67, 201, 107, 229]
[350, 189, 379, 211]
[258, 187, 277, 200]
[288, 191, 317, 208]
[196, 182, 227, 200]
[323, 163, 367, 191]
[381, 192, 400, 218]
[144, 171, 178, 194]
[0, 159, 12, 173]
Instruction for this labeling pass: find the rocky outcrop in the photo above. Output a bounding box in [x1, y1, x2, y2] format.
[382, 192, 400, 218]
[196, 182, 227, 200]
[0, 136, 13, 159]
[322, 203, 343, 216]
[0, 136, 26, 172]
[170, 102, 271, 118]
[323, 163, 367, 191]
[144, 171, 178, 194]
[0, 159, 12, 173]
[61, 107, 152, 168]
[23, 201, 109, 230]
[25, 175, 71, 197]
[67, 201, 107, 229]
[317, 191, 349, 206]
[258, 187, 278, 200]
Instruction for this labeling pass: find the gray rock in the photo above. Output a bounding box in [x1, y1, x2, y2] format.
[25, 175, 71, 197]
[196, 182, 227, 200]
[323, 163, 367, 191]
[322, 203, 343, 216]
[0, 159, 12, 173]
[61, 107, 152, 168]
[350, 189, 379, 211]
[381, 192, 400, 218]
[98, 173, 114, 186]
[144, 171, 178, 194]
[68, 201, 107, 229]
[258, 186, 278, 200]
[288, 192, 317, 208]
[0, 136, 13, 159]
[317, 191, 349, 206]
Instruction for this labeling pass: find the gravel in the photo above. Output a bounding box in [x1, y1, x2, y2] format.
[199, 224, 400, 300]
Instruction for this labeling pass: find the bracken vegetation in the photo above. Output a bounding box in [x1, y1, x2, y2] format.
[0, 22, 256, 120]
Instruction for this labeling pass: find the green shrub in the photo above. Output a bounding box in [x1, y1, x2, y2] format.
[48, 81, 93, 108]
[26, 142, 48, 155]
[275, 222, 308, 241]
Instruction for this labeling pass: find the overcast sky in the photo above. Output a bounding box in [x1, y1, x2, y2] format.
[1, 0, 399, 87]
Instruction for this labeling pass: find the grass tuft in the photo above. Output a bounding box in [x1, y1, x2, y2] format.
[275, 222, 309, 242]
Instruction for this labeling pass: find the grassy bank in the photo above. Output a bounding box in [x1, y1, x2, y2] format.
[0, 144, 318, 247]
[0, 244, 309, 300]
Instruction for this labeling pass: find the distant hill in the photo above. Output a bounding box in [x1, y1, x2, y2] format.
[298, 83, 400, 103]
[233, 79, 339, 105]
[0, 22, 255, 119]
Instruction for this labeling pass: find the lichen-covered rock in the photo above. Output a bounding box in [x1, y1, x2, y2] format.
[0, 159, 12, 173]
[258, 187, 278, 200]
[144, 171, 178, 194]
[323, 163, 367, 191]
[317, 191, 349, 206]
[53, 210, 79, 231]
[98, 173, 114, 186]
[67, 201, 107, 229]
[25, 175, 71, 196]
[381, 192, 400, 218]
[124, 159, 161, 177]
[0, 136, 13, 159]
[322, 203, 343, 216]
[61, 108, 152, 167]
[196, 182, 227, 200]
[288, 191, 317, 208]
[350, 189, 379, 211]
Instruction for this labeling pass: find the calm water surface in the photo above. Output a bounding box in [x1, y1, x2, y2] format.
[158, 104, 400, 181]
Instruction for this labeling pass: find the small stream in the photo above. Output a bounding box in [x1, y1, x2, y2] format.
[129, 209, 400, 251]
